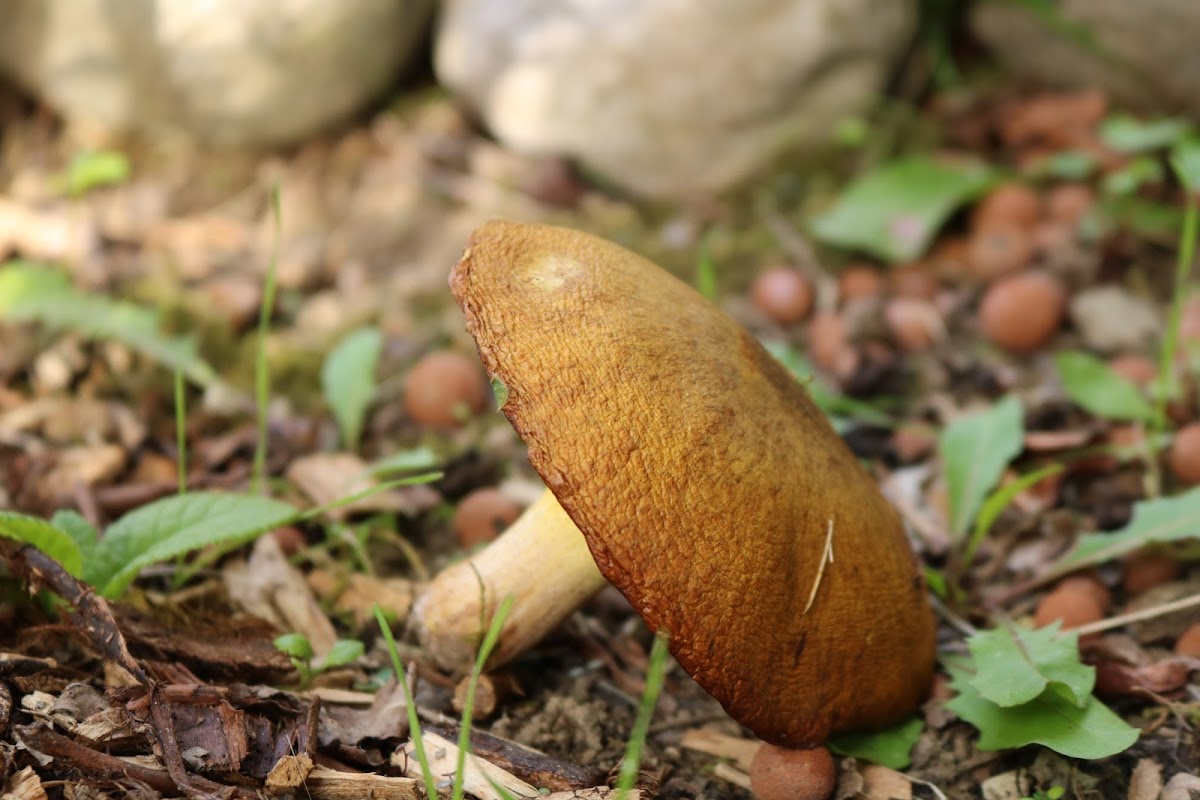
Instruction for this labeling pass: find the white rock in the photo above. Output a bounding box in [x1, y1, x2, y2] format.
[971, 0, 1200, 119]
[435, 0, 917, 199]
[0, 0, 433, 147]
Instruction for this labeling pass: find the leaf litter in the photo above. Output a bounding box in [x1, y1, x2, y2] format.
[0, 76, 1199, 799]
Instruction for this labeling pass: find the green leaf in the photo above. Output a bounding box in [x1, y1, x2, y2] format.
[1023, 150, 1097, 181]
[274, 633, 314, 660]
[318, 639, 365, 670]
[1101, 156, 1164, 197]
[763, 341, 894, 428]
[966, 463, 1065, 565]
[809, 156, 994, 263]
[939, 396, 1025, 538]
[49, 510, 100, 566]
[0, 512, 84, 577]
[61, 150, 131, 196]
[1045, 486, 1200, 577]
[0, 263, 218, 387]
[1100, 115, 1194, 154]
[371, 446, 440, 476]
[1054, 351, 1155, 422]
[695, 243, 717, 302]
[88, 492, 298, 597]
[321, 327, 382, 448]
[491, 377, 509, 409]
[828, 716, 923, 769]
[966, 624, 1094, 708]
[946, 662, 1138, 759]
[1170, 136, 1200, 192]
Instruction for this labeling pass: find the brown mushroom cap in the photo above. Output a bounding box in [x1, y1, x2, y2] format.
[449, 220, 936, 747]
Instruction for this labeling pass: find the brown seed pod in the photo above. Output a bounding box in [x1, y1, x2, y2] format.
[453, 488, 524, 549]
[750, 267, 814, 325]
[1169, 422, 1200, 486]
[404, 351, 487, 429]
[979, 271, 1067, 354]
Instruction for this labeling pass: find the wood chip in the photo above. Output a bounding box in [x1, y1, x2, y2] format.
[1, 765, 47, 800]
[397, 731, 539, 799]
[266, 755, 421, 799]
[860, 764, 912, 799]
[1127, 758, 1163, 800]
[679, 727, 760, 772]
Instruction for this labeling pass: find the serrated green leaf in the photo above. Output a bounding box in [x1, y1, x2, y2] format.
[1044, 485, 1200, 579]
[966, 623, 1094, 708]
[0, 512, 84, 577]
[809, 156, 994, 263]
[321, 327, 382, 448]
[828, 716, 923, 769]
[88, 492, 298, 597]
[940, 396, 1025, 538]
[1100, 115, 1193, 154]
[946, 663, 1138, 759]
[0, 263, 217, 387]
[1054, 351, 1155, 422]
[1171, 136, 1200, 192]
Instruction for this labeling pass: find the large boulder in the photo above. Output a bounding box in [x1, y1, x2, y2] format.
[971, 0, 1200, 120]
[0, 0, 433, 148]
[435, 0, 918, 200]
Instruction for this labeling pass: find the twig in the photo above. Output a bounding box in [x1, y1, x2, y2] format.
[1074, 592, 1200, 636]
[803, 518, 835, 615]
[929, 594, 978, 639]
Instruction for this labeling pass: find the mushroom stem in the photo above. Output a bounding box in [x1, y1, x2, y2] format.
[413, 489, 606, 670]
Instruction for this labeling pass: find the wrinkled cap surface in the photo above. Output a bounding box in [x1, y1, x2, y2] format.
[450, 220, 936, 746]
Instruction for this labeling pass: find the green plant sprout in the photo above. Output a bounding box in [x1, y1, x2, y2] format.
[58, 149, 131, 197]
[453, 594, 516, 800]
[374, 595, 516, 800]
[321, 326, 383, 449]
[252, 184, 283, 495]
[375, 604, 438, 798]
[273, 633, 364, 688]
[1021, 787, 1066, 800]
[614, 632, 670, 798]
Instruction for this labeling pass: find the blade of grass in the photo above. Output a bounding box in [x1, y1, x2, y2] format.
[374, 604, 438, 799]
[174, 369, 187, 495]
[251, 185, 282, 494]
[615, 631, 670, 798]
[1154, 193, 1198, 436]
[453, 594, 516, 800]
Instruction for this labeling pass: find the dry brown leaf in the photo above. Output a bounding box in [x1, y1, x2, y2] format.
[308, 570, 417, 628]
[860, 764, 912, 799]
[287, 452, 439, 521]
[223, 535, 338, 657]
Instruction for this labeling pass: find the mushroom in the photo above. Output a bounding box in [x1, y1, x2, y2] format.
[413, 221, 936, 747]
